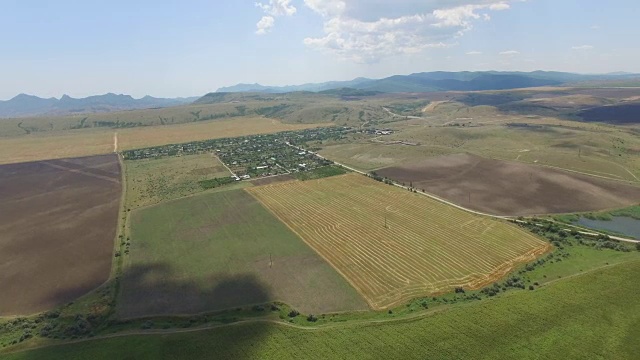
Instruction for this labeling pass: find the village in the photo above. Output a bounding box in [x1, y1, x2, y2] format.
[122, 126, 357, 180]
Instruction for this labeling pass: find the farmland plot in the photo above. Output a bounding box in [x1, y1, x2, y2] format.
[117, 189, 367, 318]
[248, 174, 550, 309]
[0, 155, 121, 316]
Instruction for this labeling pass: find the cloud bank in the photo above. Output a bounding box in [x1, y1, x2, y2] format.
[301, 0, 515, 63]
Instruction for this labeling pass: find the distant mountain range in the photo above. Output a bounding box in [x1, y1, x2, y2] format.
[217, 71, 640, 94]
[4, 71, 639, 119]
[0, 93, 198, 118]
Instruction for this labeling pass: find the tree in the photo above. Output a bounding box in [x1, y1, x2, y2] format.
[636, 242, 640, 252]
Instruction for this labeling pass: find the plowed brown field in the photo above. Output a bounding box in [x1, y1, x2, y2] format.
[247, 174, 549, 309]
[0, 154, 121, 316]
[376, 153, 640, 216]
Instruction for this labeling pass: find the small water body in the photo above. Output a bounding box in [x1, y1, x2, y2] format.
[576, 216, 640, 240]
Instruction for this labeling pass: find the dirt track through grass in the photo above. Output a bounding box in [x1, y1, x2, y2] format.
[247, 174, 549, 309]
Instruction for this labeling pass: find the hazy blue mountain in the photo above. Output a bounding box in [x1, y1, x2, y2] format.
[217, 71, 640, 95]
[217, 77, 373, 93]
[0, 93, 198, 118]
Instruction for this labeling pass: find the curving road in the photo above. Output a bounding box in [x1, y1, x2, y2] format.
[286, 142, 639, 244]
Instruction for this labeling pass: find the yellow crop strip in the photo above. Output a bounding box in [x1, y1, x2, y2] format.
[247, 173, 550, 309]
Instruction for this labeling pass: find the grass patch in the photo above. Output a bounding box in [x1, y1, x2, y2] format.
[292, 165, 347, 181]
[198, 177, 234, 190]
[5, 258, 640, 359]
[116, 189, 367, 318]
[125, 154, 231, 209]
[611, 205, 640, 219]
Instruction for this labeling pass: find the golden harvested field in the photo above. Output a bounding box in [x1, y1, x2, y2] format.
[247, 174, 550, 309]
[0, 117, 327, 165]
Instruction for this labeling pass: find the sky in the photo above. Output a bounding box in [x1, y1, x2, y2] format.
[1, 0, 639, 100]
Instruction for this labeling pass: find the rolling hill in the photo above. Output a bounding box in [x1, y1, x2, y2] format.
[216, 71, 640, 94]
[0, 93, 198, 118]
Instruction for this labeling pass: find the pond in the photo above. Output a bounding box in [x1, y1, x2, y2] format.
[576, 216, 640, 240]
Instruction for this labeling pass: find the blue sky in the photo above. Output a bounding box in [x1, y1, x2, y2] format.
[1, 0, 638, 99]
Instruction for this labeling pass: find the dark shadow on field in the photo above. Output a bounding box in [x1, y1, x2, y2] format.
[25, 262, 273, 359]
[116, 263, 272, 319]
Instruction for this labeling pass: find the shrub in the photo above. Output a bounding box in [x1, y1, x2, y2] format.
[288, 310, 299, 318]
[306, 314, 318, 322]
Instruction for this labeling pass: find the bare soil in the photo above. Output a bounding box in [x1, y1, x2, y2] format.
[377, 153, 640, 216]
[250, 174, 295, 186]
[0, 154, 121, 315]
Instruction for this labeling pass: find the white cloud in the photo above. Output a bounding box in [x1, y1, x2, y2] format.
[304, 0, 345, 17]
[590, 25, 601, 30]
[499, 50, 520, 56]
[571, 45, 594, 51]
[255, 0, 296, 35]
[466, 51, 482, 55]
[256, 0, 297, 16]
[256, 16, 275, 35]
[302, 0, 516, 63]
[489, 3, 510, 10]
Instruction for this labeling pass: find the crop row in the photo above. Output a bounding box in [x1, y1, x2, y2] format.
[248, 174, 548, 309]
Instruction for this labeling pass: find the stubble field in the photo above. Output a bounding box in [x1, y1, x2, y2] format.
[0, 155, 121, 316]
[0, 117, 326, 165]
[247, 174, 550, 309]
[117, 189, 367, 318]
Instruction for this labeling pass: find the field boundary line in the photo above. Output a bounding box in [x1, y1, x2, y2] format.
[243, 188, 374, 309]
[299, 143, 640, 244]
[286, 142, 512, 221]
[40, 161, 120, 184]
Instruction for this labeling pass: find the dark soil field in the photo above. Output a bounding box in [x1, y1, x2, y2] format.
[579, 103, 640, 124]
[117, 189, 367, 318]
[250, 174, 295, 186]
[0, 155, 121, 316]
[377, 153, 640, 216]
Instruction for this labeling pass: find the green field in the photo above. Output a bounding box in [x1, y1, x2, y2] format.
[116, 189, 367, 318]
[5, 258, 639, 359]
[125, 154, 232, 209]
[292, 165, 347, 181]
